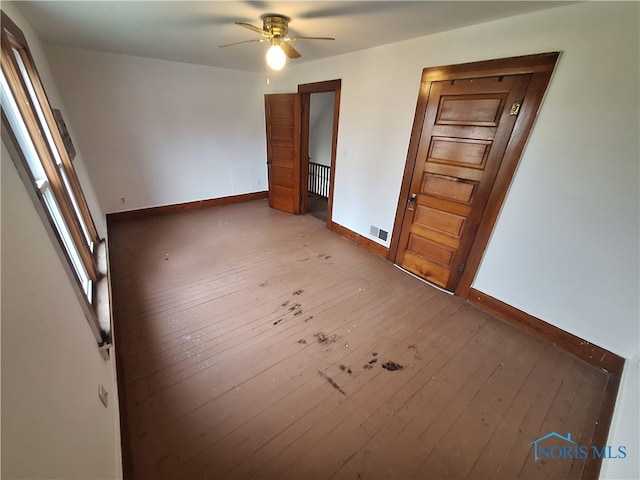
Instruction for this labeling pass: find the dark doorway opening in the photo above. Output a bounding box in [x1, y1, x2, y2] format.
[298, 80, 341, 226]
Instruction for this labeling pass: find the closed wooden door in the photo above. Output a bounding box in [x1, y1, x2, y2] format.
[265, 93, 301, 214]
[395, 74, 531, 291]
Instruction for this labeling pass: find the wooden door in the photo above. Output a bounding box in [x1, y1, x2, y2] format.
[395, 74, 531, 291]
[265, 93, 301, 214]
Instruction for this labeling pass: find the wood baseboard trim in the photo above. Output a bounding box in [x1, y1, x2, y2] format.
[582, 370, 623, 479]
[329, 221, 389, 258]
[468, 288, 625, 479]
[468, 288, 624, 374]
[107, 191, 268, 224]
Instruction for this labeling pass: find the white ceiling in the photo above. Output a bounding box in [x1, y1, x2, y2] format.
[13, 1, 573, 72]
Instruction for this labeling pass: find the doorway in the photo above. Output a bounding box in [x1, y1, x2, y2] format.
[264, 79, 341, 224]
[388, 53, 559, 297]
[305, 91, 335, 223]
[299, 79, 341, 226]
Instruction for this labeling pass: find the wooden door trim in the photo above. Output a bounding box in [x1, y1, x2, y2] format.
[298, 79, 341, 94]
[388, 52, 560, 298]
[299, 93, 311, 214]
[298, 79, 341, 226]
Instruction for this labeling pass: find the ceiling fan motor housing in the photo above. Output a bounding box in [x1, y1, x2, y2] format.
[261, 14, 290, 37]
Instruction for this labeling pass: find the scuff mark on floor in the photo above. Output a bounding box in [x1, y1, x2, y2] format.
[408, 344, 423, 360]
[318, 370, 347, 395]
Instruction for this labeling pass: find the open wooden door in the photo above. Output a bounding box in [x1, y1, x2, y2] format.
[390, 53, 559, 296]
[265, 93, 301, 214]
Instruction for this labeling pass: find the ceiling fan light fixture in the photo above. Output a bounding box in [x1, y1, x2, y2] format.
[266, 44, 286, 70]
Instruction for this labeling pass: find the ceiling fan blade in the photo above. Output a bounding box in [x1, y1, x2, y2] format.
[287, 36, 335, 42]
[235, 22, 272, 37]
[219, 39, 264, 48]
[280, 41, 302, 59]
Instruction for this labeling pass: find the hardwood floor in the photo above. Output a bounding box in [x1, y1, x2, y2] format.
[108, 199, 612, 479]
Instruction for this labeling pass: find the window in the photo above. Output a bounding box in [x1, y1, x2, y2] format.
[1, 11, 107, 343]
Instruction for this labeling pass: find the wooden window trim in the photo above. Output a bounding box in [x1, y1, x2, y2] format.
[1, 10, 107, 343]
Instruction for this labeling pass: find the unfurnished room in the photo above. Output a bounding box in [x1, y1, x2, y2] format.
[1, 1, 638, 479]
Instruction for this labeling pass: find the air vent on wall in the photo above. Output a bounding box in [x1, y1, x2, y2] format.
[370, 225, 388, 242]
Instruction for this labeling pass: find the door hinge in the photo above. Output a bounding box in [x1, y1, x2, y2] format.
[457, 263, 465, 273]
[509, 101, 522, 116]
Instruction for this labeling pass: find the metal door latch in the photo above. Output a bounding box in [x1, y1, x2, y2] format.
[407, 193, 417, 211]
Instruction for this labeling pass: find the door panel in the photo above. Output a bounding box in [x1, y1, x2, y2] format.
[396, 74, 531, 291]
[429, 137, 491, 168]
[265, 93, 301, 214]
[422, 174, 477, 204]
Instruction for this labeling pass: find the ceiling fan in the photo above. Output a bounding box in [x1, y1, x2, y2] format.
[220, 14, 334, 70]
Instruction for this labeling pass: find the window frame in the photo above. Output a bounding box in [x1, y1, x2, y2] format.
[1, 11, 107, 344]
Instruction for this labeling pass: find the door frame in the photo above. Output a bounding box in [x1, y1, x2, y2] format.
[388, 52, 560, 298]
[298, 79, 341, 226]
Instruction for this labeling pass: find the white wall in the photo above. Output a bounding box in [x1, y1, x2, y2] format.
[44, 46, 267, 214]
[264, 3, 638, 477]
[1, 3, 121, 478]
[2, 147, 121, 479]
[309, 92, 334, 167]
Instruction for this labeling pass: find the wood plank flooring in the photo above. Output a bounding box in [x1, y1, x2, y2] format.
[108, 199, 611, 479]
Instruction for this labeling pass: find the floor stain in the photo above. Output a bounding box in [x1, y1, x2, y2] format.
[314, 332, 338, 345]
[273, 318, 283, 326]
[339, 364, 353, 375]
[293, 289, 304, 295]
[408, 344, 423, 360]
[318, 370, 346, 396]
[382, 361, 404, 371]
[303, 315, 314, 322]
[297, 339, 307, 344]
[259, 281, 268, 287]
[363, 353, 378, 369]
[281, 300, 290, 307]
